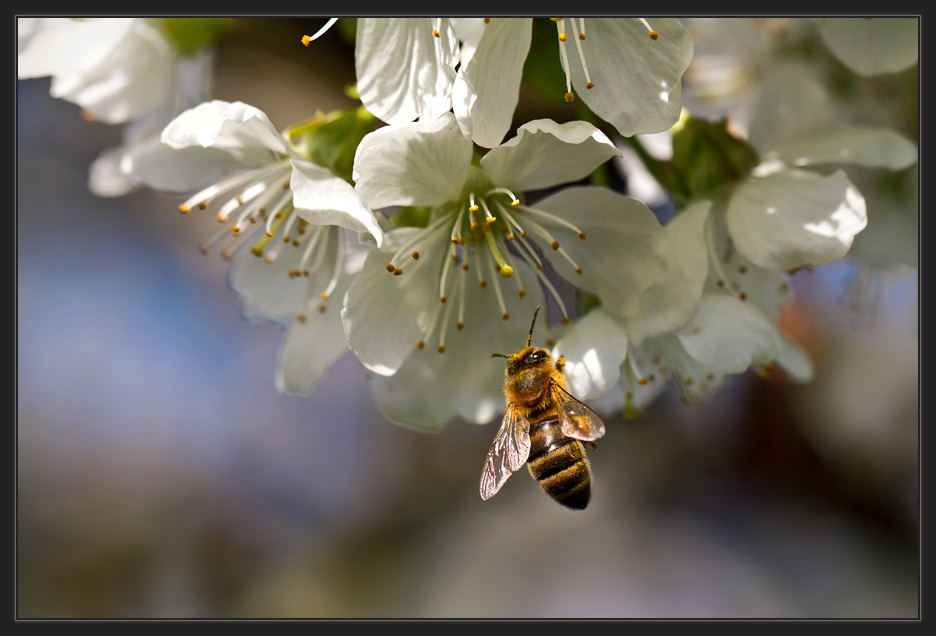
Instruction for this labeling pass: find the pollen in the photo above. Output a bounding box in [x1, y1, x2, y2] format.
[440, 296, 448, 303]
[559, 32, 567, 41]
[417, 341, 425, 349]
[484, 18, 490, 23]
[502, 313, 509, 320]
[637, 377, 649, 385]
[437, 346, 446, 353]
[432, 28, 440, 37]
[480, 280, 488, 288]
[551, 241, 560, 250]
[575, 268, 582, 275]
[301, 35, 312, 46]
[564, 92, 575, 102]
[500, 266, 514, 279]
[386, 263, 396, 272]
[648, 30, 659, 40]
[412, 251, 420, 260]
[585, 82, 594, 89]
[578, 232, 586, 239]
[199, 202, 208, 209]
[321, 292, 329, 301]
[457, 322, 464, 330]
[179, 205, 191, 213]
[562, 317, 570, 325]
[518, 290, 526, 298]
[394, 268, 403, 276]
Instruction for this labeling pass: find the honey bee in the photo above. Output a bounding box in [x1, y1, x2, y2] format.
[481, 306, 606, 510]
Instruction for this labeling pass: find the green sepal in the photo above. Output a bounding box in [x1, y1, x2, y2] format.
[286, 106, 376, 183]
[391, 206, 433, 229]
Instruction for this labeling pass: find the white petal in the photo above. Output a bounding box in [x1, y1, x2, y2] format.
[624, 200, 711, 346]
[125, 137, 239, 194]
[677, 294, 782, 375]
[531, 186, 668, 318]
[276, 249, 365, 394]
[342, 227, 448, 376]
[727, 169, 868, 271]
[553, 309, 629, 400]
[43, 19, 173, 124]
[352, 112, 472, 209]
[480, 119, 621, 192]
[355, 18, 457, 125]
[290, 159, 385, 248]
[369, 262, 544, 429]
[452, 18, 531, 148]
[819, 17, 919, 76]
[760, 126, 919, 173]
[449, 17, 488, 67]
[161, 100, 290, 158]
[565, 18, 694, 137]
[774, 335, 814, 384]
[88, 146, 139, 197]
[745, 64, 835, 156]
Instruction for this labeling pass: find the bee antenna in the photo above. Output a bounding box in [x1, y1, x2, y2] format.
[527, 305, 541, 348]
[491, 353, 510, 359]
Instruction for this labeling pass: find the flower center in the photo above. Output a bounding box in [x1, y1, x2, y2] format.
[384, 186, 591, 353]
[176, 161, 345, 313]
[550, 17, 660, 102]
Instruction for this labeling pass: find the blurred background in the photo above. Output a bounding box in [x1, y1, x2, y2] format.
[17, 18, 918, 618]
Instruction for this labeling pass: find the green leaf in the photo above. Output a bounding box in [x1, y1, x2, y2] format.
[154, 18, 231, 57]
[286, 106, 377, 183]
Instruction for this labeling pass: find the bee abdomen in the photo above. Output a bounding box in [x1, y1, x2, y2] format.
[527, 417, 592, 510]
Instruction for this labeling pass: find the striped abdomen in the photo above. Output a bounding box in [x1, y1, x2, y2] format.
[526, 415, 591, 510]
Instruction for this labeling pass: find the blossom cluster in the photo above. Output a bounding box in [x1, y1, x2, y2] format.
[19, 17, 919, 431]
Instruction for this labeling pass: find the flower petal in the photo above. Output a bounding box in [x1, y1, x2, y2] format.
[355, 18, 457, 125]
[352, 112, 472, 209]
[276, 249, 366, 394]
[677, 294, 782, 375]
[565, 18, 694, 137]
[531, 186, 668, 318]
[624, 200, 711, 346]
[774, 335, 814, 384]
[727, 169, 867, 271]
[452, 18, 531, 149]
[818, 17, 919, 76]
[553, 309, 629, 400]
[342, 226, 450, 376]
[291, 159, 385, 248]
[759, 126, 919, 173]
[161, 100, 290, 159]
[480, 119, 621, 192]
[369, 262, 544, 430]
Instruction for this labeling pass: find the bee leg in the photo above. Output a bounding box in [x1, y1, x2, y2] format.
[587, 441, 598, 451]
[555, 355, 566, 373]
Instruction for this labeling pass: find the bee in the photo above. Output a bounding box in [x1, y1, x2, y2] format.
[481, 306, 606, 510]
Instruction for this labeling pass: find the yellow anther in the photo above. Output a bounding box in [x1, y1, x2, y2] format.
[575, 268, 582, 275]
[518, 290, 526, 298]
[412, 251, 420, 260]
[301, 35, 312, 46]
[321, 292, 329, 301]
[179, 205, 190, 213]
[578, 32, 585, 40]
[502, 313, 510, 320]
[440, 296, 448, 303]
[469, 205, 479, 212]
[199, 202, 207, 209]
[551, 241, 560, 250]
[564, 92, 575, 102]
[386, 263, 395, 273]
[637, 377, 649, 385]
[480, 280, 488, 288]
[510, 199, 520, 206]
[585, 82, 594, 89]
[462, 263, 469, 271]
[432, 28, 440, 37]
[562, 317, 570, 325]
[417, 341, 425, 349]
[578, 232, 586, 239]
[649, 30, 659, 40]
[318, 304, 327, 314]
[559, 32, 567, 41]
[394, 268, 403, 275]
[500, 266, 514, 279]
[457, 322, 464, 330]
[484, 18, 490, 23]
[297, 312, 307, 323]
[437, 346, 446, 353]
[486, 216, 496, 223]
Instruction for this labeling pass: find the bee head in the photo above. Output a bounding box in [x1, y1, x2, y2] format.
[504, 346, 553, 377]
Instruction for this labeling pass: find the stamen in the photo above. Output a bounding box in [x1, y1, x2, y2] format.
[478, 198, 497, 224]
[261, 204, 298, 262]
[295, 224, 328, 277]
[485, 187, 520, 207]
[571, 18, 594, 89]
[387, 213, 452, 273]
[178, 165, 280, 214]
[638, 18, 659, 39]
[554, 18, 574, 101]
[502, 245, 526, 299]
[302, 18, 339, 46]
[457, 265, 467, 330]
[485, 248, 510, 321]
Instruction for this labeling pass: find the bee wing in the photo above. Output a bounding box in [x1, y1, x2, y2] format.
[479, 404, 531, 501]
[553, 383, 606, 442]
